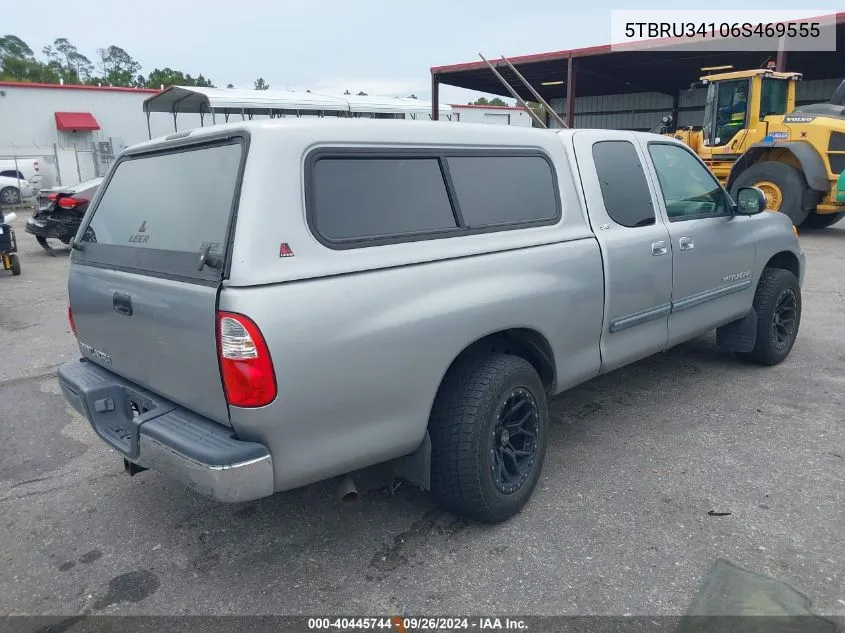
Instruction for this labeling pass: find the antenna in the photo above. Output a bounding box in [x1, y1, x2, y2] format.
[478, 53, 547, 129]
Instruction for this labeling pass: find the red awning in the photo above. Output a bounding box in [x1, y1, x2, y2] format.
[54, 112, 100, 131]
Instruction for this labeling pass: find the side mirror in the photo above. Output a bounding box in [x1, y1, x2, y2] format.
[735, 186, 767, 215]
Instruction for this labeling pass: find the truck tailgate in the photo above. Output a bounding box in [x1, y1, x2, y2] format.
[67, 134, 247, 426]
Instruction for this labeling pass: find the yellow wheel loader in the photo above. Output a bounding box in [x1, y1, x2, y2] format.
[660, 69, 845, 228]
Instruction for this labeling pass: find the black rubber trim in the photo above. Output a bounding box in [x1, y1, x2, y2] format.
[57, 359, 267, 466]
[303, 146, 563, 250]
[140, 410, 268, 466]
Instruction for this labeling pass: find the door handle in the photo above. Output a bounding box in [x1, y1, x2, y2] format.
[113, 292, 133, 316]
[651, 240, 668, 256]
[679, 237, 694, 251]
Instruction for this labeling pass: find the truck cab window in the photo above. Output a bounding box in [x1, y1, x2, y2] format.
[648, 143, 731, 220]
[760, 79, 789, 117]
[591, 140, 655, 228]
[708, 79, 749, 147]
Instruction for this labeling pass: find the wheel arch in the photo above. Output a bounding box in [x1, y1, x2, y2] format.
[727, 142, 829, 194]
[445, 328, 557, 395]
[763, 250, 800, 280]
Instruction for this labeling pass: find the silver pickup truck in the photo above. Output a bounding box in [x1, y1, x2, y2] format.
[58, 120, 804, 523]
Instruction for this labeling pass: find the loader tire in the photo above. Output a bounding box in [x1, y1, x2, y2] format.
[730, 162, 810, 226]
[799, 211, 845, 229]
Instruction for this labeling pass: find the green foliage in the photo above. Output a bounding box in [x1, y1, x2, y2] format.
[468, 96, 509, 107]
[254, 77, 269, 90]
[0, 34, 214, 89]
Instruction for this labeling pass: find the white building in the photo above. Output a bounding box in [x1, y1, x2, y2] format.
[0, 81, 529, 187]
[451, 103, 532, 127]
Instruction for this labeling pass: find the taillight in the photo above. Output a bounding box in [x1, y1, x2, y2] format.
[47, 193, 58, 201]
[68, 306, 76, 336]
[33, 159, 39, 173]
[217, 311, 276, 408]
[58, 196, 87, 209]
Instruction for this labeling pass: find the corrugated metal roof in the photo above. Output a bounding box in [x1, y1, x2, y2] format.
[143, 86, 452, 116]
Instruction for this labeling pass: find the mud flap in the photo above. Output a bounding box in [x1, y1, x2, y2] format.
[716, 308, 757, 353]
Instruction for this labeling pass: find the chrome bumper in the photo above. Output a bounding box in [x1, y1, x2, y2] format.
[58, 359, 274, 503]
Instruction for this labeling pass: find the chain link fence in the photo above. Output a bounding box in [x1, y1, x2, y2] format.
[0, 141, 116, 204]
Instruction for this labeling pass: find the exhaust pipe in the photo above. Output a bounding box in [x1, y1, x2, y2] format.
[336, 474, 358, 503]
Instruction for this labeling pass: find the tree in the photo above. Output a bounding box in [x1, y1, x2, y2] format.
[145, 67, 214, 89]
[226, 83, 235, 89]
[408, 94, 418, 99]
[0, 35, 44, 81]
[469, 96, 508, 106]
[97, 45, 141, 87]
[254, 77, 269, 90]
[43, 38, 94, 83]
[356, 90, 368, 96]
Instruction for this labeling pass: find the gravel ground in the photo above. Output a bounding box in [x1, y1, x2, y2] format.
[1, 212, 843, 619]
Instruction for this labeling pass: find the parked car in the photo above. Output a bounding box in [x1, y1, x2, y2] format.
[0, 174, 35, 205]
[26, 178, 103, 253]
[0, 157, 58, 191]
[57, 120, 804, 523]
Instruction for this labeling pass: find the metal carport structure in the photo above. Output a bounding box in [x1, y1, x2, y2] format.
[143, 86, 453, 138]
[430, 12, 845, 128]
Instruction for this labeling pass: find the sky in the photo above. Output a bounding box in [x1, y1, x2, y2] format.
[5, 1, 837, 105]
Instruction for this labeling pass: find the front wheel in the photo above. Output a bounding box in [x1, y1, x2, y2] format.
[9, 254, 21, 276]
[429, 353, 549, 523]
[737, 268, 801, 366]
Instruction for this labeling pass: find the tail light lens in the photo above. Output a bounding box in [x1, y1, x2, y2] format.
[33, 159, 40, 173]
[217, 311, 276, 408]
[68, 306, 76, 336]
[47, 193, 58, 201]
[57, 196, 87, 209]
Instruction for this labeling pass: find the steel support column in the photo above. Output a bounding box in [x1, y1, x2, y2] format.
[432, 74, 440, 121]
[776, 36, 788, 71]
[566, 57, 576, 128]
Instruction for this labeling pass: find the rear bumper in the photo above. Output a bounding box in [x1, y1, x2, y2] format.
[58, 358, 274, 503]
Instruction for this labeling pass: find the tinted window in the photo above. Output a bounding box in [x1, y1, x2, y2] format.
[0, 170, 24, 179]
[760, 79, 789, 117]
[591, 141, 655, 228]
[648, 143, 730, 220]
[77, 141, 243, 282]
[83, 143, 241, 253]
[446, 155, 557, 227]
[311, 157, 457, 241]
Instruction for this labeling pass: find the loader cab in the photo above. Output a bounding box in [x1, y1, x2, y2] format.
[700, 69, 800, 152]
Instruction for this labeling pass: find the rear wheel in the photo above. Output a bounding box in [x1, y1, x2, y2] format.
[0, 186, 20, 205]
[429, 353, 548, 523]
[35, 236, 56, 256]
[730, 162, 810, 226]
[799, 211, 845, 229]
[737, 268, 801, 366]
[9, 254, 21, 276]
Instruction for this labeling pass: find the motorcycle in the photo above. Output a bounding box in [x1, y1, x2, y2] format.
[25, 178, 101, 255]
[0, 208, 21, 276]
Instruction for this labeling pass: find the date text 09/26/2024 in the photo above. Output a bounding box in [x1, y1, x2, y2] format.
[306, 617, 529, 631]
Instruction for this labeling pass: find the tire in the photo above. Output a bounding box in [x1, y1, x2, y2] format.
[737, 268, 801, 366]
[730, 162, 810, 226]
[799, 211, 845, 229]
[0, 186, 21, 205]
[9, 254, 21, 276]
[429, 353, 549, 523]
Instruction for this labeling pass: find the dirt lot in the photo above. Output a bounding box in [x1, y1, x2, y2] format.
[1, 212, 843, 619]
